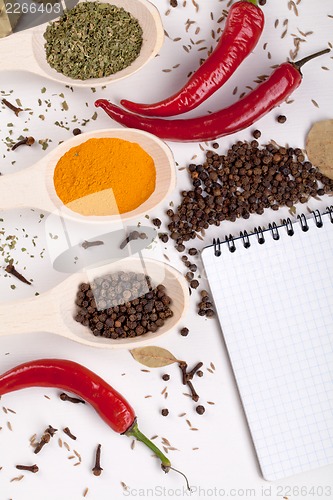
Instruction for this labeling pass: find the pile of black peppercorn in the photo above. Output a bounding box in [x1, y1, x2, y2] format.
[166, 140, 333, 248]
[74, 272, 173, 339]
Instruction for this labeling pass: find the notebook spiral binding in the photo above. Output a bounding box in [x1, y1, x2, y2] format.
[213, 207, 333, 256]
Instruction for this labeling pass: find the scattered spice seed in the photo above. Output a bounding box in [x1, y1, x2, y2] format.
[161, 408, 169, 416]
[81, 240, 104, 249]
[12, 136, 35, 150]
[162, 374, 170, 381]
[10, 475, 24, 482]
[92, 444, 103, 476]
[180, 327, 189, 337]
[2, 98, 22, 116]
[5, 263, 31, 285]
[63, 427, 77, 440]
[311, 99, 319, 108]
[7, 421, 12, 431]
[64, 442, 71, 451]
[60, 392, 85, 404]
[16, 464, 39, 473]
[58, 438, 63, 448]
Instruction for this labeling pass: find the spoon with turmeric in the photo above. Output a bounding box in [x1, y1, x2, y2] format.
[0, 128, 175, 222]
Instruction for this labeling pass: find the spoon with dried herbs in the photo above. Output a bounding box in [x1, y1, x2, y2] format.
[0, 0, 164, 87]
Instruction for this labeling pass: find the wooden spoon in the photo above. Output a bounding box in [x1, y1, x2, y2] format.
[0, 0, 164, 87]
[0, 257, 189, 349]
[0, 128, 176, 222]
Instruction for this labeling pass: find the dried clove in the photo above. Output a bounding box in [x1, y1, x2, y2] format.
[60, 392, 85, 404]
[178, 361, 202, 401]
[92, 444, 103, 476]
[45, 425, 57, 437]
[2, 98, 22, 116]
[5, 263, 31, 285]
[12, 136, 35, 151]
[119, 231, 147, 249]
[63, 427, 77, 440]
[81, 240, 104, 249]
[16, 464, 39, 473]
[34, 432, 51, 454]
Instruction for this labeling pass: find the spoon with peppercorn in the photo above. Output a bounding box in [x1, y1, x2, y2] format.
[0, 257, 189, 349]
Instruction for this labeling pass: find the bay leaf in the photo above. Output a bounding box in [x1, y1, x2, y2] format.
[130, 346, 181, 368]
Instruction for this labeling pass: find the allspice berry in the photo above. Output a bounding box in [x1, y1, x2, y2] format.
[161, 408, 169, 416]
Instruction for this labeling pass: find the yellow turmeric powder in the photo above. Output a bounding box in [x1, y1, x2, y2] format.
[53, 138, 156, 216]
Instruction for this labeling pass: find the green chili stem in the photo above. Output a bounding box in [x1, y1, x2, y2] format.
[125, 421, 171, 469]
[246, 0, 258, 6]
[294, 48, 330, 70]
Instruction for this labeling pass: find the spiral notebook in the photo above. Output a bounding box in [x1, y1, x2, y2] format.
[201, 209, 333, 481]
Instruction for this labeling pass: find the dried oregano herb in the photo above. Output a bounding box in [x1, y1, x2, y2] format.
[44, 2, 143, 80]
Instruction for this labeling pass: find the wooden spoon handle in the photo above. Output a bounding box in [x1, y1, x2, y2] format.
[0, 165, 55, 212]
[0, 31, 37, 73]
[0, 293, 59, 336]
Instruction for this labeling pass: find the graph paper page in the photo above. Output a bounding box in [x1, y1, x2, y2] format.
[201, 214, 333, 480]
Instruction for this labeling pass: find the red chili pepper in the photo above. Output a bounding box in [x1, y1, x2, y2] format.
[95, 49, 330, 143]
[121, 0, 264, 117]
[0, 359, 171, 470]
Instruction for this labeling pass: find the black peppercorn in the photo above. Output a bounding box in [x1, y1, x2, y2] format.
[277, 115, 287, 123]
[73, 128, 82, 136]
[196, 405, 205, 415]
[180, 327, 189, 337]
[161, 408, 169, 416]
[162, 374, 170, 381]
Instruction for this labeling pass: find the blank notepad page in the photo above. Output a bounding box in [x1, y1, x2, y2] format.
[201, 214, 333, 481]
